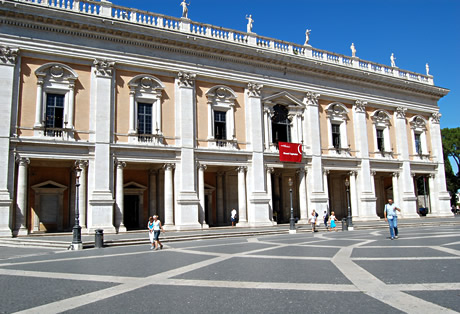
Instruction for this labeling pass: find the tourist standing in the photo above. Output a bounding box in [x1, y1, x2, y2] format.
[148, 216, 155, 250]
[384, 199, 401, 240]
[310, 210, 317, 233]
[152, 215, 165, 250]
[323, 211, 329, 230]
[231, 208, 237, 227]
[329, 211, 337, 231]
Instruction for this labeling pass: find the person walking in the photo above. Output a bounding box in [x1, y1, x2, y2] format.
[309, 210, 317, 233]
[147, 216, 155, 250]
[384, 199, 401, 240]
[152, 215, 165, 250]
[231, 208, 237, 227]
[329, 211, 337, 231]
[323, 210, 329, 230]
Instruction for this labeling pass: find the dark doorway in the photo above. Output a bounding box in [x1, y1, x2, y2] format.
[124, 195, 140, 230]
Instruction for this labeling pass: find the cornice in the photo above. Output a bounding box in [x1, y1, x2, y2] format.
[0, 4, 449, 99]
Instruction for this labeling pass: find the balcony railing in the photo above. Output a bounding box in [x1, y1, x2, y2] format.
[11, 0, 434, 86]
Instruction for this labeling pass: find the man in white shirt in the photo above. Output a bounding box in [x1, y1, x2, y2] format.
[384, 199, 401, 240]
[231, 208, 237, 227]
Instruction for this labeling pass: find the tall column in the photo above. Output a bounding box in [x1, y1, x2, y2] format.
[392, 172, 401, 212]
[394, 107, 418, 218]
[15, 157, 30, 236]
[115, 161, 126, 232]
[216, 171, 224, 225]
[323, 169, 330, 212]
[34, 77, 44, 128]
[429, 113, 452, 216]
[427, 174, 438, 216]
[297, 167, 309, 224]
[266, 167, 274, 224]
[66, 81, 76, 129]
[273, 173, 280, 221]
[263, 108, 270, 150]
[87, 59, 116, 232]
[0, 46, 18, 237]
[128, 90, 136, 135]
[198, 165, 209, 228]
[149, 170, 157, 218]
[207, 101, 213, 139]
[76, 160, 88, 230]
[304, 92, 328, 214]
[163, 163, 175, 228]
[174, 72, 201, 229]
[245, 82, 271, 226]
[237, 166, 249, 227]
[349, 171, 358, 218]
[353, 100, 378, 220]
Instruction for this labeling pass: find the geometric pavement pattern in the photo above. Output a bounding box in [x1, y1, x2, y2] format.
[0, 225, 459, 313]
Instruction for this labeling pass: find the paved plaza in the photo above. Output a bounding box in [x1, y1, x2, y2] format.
[0, 224, 459, 313]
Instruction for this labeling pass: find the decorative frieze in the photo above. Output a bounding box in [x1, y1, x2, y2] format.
[247, 82, 262, 97]
[0, 46, 19, 65]
[177, 71, 196, 87]
[93, 59, 115, 77]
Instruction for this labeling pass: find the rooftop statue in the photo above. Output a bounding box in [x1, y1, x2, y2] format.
[390, 53, 397, 67]
[304, 29, 311, 46]
[426, 63, 430, 76]
[350, 43, 356, 57]
[246, 14, 254, 33]
[180, 0, 189, 19]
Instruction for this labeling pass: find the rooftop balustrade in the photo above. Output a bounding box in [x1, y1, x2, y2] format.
[11, 0, 434, 85]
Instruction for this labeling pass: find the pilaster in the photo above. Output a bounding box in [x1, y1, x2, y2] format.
[236, 166, 249, 227]
[15, 157, 29, 236]
[115, 160, 127, 233]
[163, 163, 175, 229]
[297, 167, 309, 224]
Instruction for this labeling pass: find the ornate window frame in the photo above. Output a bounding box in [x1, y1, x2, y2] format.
[409, 115, 429, 159]
[326, 102, 349, 155]
[262, 91, 304, 152]
[34, 63, 78, 140]
[371, 109, 393, 158]
[127, 75, 165, 145]
[205, 85, 238, 149]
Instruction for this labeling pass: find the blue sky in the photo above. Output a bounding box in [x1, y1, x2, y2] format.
[111, 0, 459, 169]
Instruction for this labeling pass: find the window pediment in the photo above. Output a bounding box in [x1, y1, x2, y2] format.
[371, 110, 391, 127]
[206, 86, 237, 109]
[35, 63, 78, 84]
[32, 180, 68, 192]
[263, 91, 304, 108]
[410, 115, 427, 131]
[128, 75, 164, 97]
[326, 103, 348, 121]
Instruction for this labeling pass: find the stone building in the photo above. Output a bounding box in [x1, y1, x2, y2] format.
[0, 0, 452, 236]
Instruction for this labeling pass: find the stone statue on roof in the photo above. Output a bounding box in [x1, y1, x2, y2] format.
[350, 43, 356, 57]
[180, 0, 190, 19]
[246, 14, 254, 33]
[390, 53, 397, 67]
[426, 63, 430, 76]
[304, 29, 311, 46]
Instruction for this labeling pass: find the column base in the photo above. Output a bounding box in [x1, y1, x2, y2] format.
[16, 227, 28, 236]
[289, 229, 297, 234]
[71, 243, 83, 251]
[271, 221, 277, 226]
[117, 225, 127, 233]
[297, 219, 309, 225]
[400, 213, 420, 219]
[88, 226, 117, 234]
[236, 221, 249, 227]
[201, 223, 210, 229]
[0, 228, 12, 237]
[175, 223, 203, 231]
[163, 224, 176, 231]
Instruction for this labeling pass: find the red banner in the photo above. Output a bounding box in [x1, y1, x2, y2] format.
[278, 142, 302, 163]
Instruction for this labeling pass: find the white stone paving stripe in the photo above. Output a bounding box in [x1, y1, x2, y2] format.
[0, 268, 135, 284]
[351, 257, 460, 261]
[331, 245, 457, 313]
[388, 283, 460, 291]
[430, 246, 460, 256]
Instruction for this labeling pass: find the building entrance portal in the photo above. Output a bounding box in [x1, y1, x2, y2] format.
[124, 195, 140, 230]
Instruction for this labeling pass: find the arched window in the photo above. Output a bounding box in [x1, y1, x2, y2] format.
[371, 110, 392, 157]
[34, 63, 78, 139]
[326, 103, 349, 154]
[410, 115, 428, 159]
[127, 75, 164, 145]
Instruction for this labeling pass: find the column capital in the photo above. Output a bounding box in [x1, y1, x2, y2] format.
[93, 59, 115, 77]
[395, 106, 407, 119]
[177, 71, 196, 88]
[392, 172, 400, 178]
[354, 99, 367, 113]
[115, 160, 126, 169]
[265, 166, 274, 174]
[0, 46, 19, 66]
[149, 169, 158, 175]
[247, 82, 263, 98]
[430, 112, 441, 124]
[237, 166, 247, 173]
[296, 167, 308, 175]
[322, 168, 330, 175]
[348, 170, 357, 177]
[428, 173, 435, 178]
[163, 163, 176, 171]
[304, 91, 320, 106]
[198, 164, 208, 171]
[370, 170, 376, 176]
[16, 157, 30, 166]
[75, 160, 88, 169]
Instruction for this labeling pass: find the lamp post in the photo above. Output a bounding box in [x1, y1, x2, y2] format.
[288, 177, 296, 234]
[71, 165, 83, 250]
[345, 177, 353, 230]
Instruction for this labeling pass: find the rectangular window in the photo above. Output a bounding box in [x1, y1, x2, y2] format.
[138, 103, 152, 135]
[415, 133, 422, 155]
[376, 129, 385, 152]
[214, 111, 226, 140]
[332, 124, 341, 149]
[45, 94, 64, 137]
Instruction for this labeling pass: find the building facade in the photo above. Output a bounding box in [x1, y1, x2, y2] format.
[0, 0, 452, 236]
